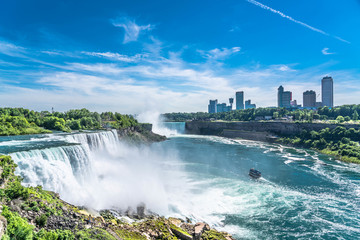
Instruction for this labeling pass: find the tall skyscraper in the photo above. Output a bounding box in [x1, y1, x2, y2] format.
[208, 99, 218, 113]
[303, 90, 316, 108]
[236, 91, 244, 110]
[322, 76, 333, 108]
[278, 85, 292, 108]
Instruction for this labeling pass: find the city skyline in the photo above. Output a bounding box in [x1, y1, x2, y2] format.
[0, 1, 359, 113]
[209, 75, 335, 113]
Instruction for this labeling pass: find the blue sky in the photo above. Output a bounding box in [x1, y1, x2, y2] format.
[0, 0, 359, 113]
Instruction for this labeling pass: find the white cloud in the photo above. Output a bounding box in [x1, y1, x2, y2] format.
[0, 41, 25, 57]
[112, 17, 153, 43]
[198, 47, 241, 60]
[246, 0, 350, 44]
[82, 51, 146, 62]
[321, 48, 335, 55]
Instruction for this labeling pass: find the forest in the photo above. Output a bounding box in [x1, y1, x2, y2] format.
[0, 108, 138, 136]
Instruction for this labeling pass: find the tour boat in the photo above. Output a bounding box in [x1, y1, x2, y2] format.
[249, 168, 261, 178]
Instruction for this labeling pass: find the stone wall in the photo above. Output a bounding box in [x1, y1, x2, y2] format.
[185, 121, 360, 140]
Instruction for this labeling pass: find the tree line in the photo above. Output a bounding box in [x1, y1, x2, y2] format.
[0, 108, 138, 136]
[163, 104, 360, 123]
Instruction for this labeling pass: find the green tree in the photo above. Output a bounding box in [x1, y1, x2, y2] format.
[353, 110, 359, 120]
[336, 116, 345, 123]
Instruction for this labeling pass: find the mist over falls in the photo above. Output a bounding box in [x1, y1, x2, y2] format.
[8, 130, 186, 215]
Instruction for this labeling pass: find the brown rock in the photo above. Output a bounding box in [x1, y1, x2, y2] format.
[194, 222, 209, 240]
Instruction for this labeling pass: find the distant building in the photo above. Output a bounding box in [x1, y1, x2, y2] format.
[245, 99, 256, 109]
[291, 100, 301, 108]
[236, 91, 244, 110]
[208, 99, 218, 113]
[229, 98, 234, 110]
[278, 86, 292, 108]
[315, 102, 323, 108]
[303, 90, 316, 108]
[322, 76, 334, 108]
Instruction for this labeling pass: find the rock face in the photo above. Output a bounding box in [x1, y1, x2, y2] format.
[0, 215, 7, 239]
[186, 121, 360, 141]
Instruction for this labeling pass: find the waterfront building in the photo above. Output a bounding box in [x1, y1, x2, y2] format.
[278, 86, 292, 108]
[245, 99, 256, 109]
[322, 76, 334, 108]
[303, 90, 316, 108]
[208, 99, 218, 113]
[236, 91, 244, 110]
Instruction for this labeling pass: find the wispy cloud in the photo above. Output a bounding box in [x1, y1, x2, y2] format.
[322, 48, 335, 55]
[198, 47, 241, 60]
[0, 41, 26, 57]
[246, 0, 350, 44]
[111, 17, 153, 43]
[82, 51, 146, 62]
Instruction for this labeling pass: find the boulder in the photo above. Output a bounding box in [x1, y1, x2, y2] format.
[170, 225, 193, 240]
[136, 203, 146, 219]
[193, 222, 210, 240]
[0, 215, 7, 239]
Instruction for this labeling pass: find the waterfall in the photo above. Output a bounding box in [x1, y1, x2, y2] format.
[9, 130, 122, 206]
[8, 129, 184, 213]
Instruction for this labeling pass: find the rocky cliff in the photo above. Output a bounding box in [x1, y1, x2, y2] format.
[185, 121, 360, 141]
[117, 124, 167, 143]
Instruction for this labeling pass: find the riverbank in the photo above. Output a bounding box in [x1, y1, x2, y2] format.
[185, 120, 360, 164]
[0, 154, 233, 239]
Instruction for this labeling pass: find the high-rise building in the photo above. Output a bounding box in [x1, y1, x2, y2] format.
[303, 90, 316, 108]
[236, 91, 244, 110]
[208, 99, 218, 113]
[322, 76, 333, 108]
[278, 86, 292, 108]
[245, 99, 256, 109]
[216, 103, 228, 113]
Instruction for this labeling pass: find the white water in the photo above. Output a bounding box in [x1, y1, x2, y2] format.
[10, 130, 187, 214]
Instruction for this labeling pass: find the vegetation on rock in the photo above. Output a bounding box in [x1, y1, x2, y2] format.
[278, 126, 360, 164]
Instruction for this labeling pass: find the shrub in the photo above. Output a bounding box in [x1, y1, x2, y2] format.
[35, 214, 48, 227]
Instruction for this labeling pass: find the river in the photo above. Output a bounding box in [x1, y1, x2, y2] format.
[1, 122, 359, 239]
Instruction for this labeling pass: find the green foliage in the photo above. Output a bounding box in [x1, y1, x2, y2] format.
[336, 116, 345, 123]
[0, 107, 140, 135]
[76, 228, 117, 240]
[35, 214, 48, 227]
[34, 229, 75, 240]
[4, 180, 30, 200]
[164, 104, 360, 123]
[201, 229, 228, 240]
[353, 110, 359, 120]
[1, 206, 34, 240]
[278, 126, 360, 164]
[114, 229, 147, 240]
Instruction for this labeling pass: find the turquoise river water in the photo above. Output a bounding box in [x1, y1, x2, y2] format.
[0, 122, 359, 239]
